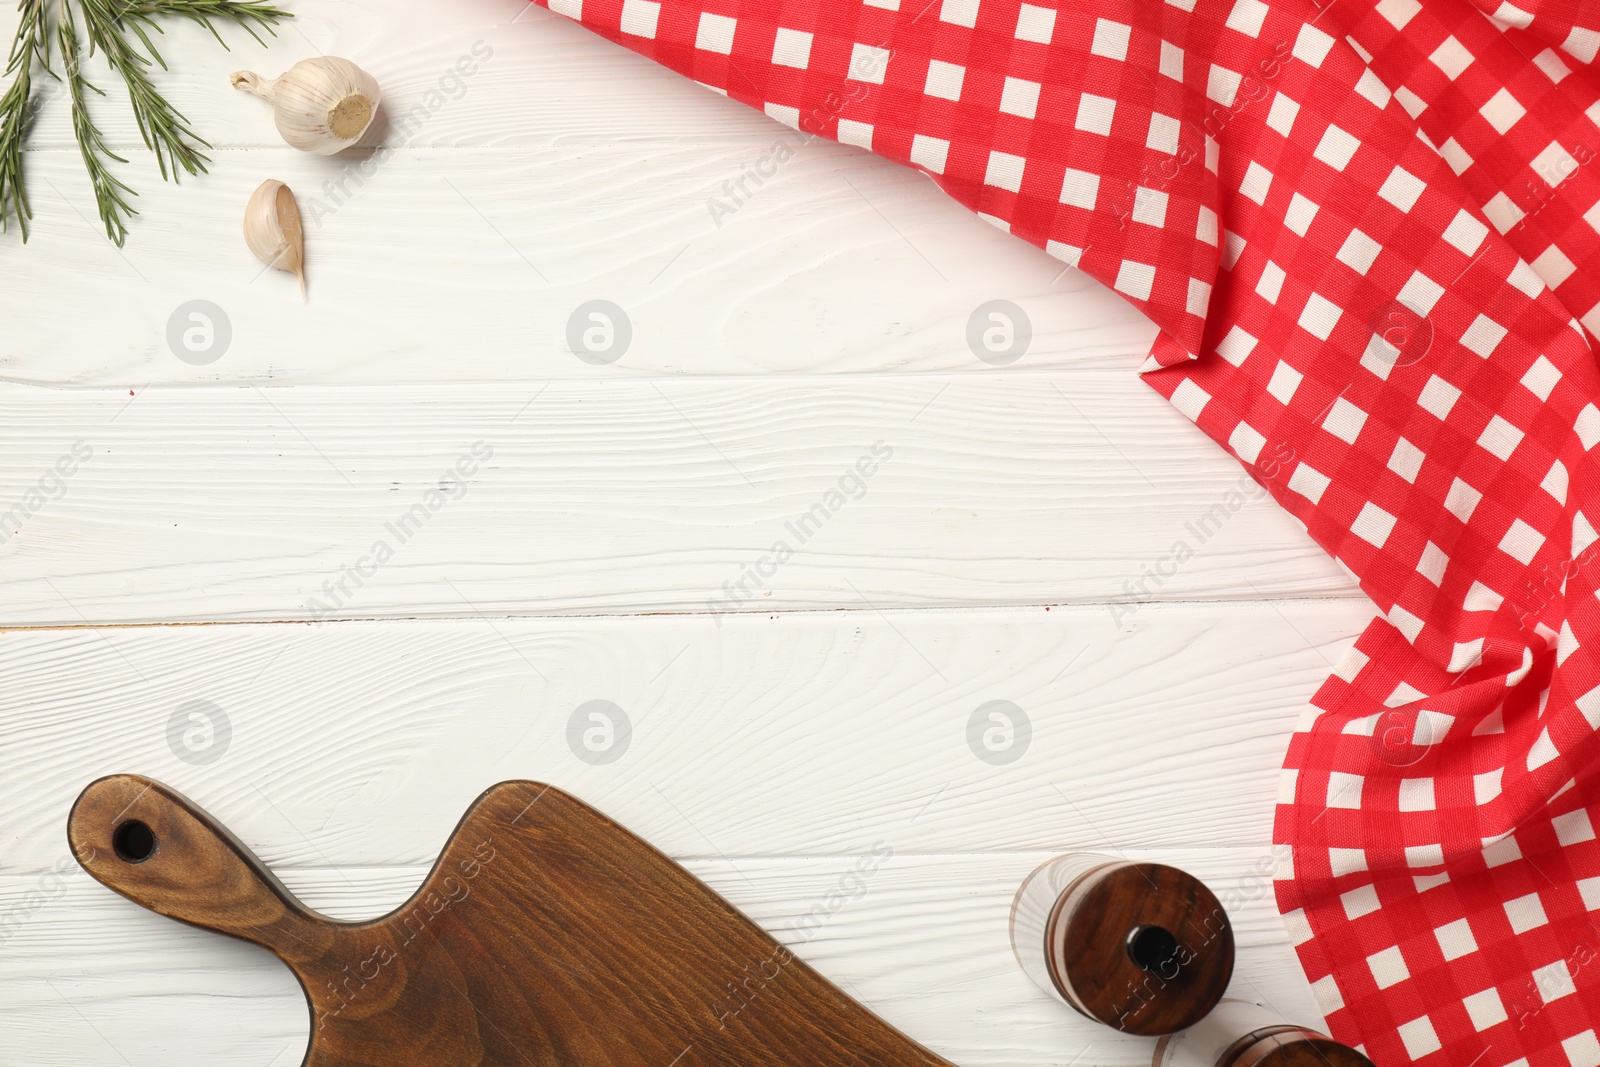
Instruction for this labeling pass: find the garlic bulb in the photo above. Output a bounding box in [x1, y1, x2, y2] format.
[232, 57, 380, 155]
[244, 180, 307, 295]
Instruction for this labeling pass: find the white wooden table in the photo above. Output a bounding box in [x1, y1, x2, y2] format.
[0, 0, 1370, 1062]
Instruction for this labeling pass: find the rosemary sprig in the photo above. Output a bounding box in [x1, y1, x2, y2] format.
[119, 0, 292, 53]
[59, 1, 137, 243]
[0, 0, 50, 239]
[76, 0, 212, 182]
[0, 0, 292, 245]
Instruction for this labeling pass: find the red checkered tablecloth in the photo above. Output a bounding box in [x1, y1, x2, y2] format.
[523, 0, 1600, 1062]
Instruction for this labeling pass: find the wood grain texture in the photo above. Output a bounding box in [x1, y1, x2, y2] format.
[0, 148, 1150, 385]
[0, 850, 1318, 1067]
[68, 774, 955, 1067]
[0, 379, 1353, 626]
[0, 605, 1366, 875]
[1051, 863, 1233, 1036]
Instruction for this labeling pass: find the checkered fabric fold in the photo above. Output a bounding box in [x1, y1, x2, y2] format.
[526, 0, 1600, 1061]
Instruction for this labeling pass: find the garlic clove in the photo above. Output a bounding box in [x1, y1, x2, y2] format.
[232, 57, 381, 155]
[244, 179, 307, 296]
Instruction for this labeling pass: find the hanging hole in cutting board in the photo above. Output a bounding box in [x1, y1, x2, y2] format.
[113, 819, 157, 863]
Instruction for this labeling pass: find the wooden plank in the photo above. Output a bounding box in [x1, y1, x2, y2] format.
[1, 146, 1151, 385]
[0, 378, 1354, 625]
[0, 850, 1321, 1067]
[0, 603, 1367, 874]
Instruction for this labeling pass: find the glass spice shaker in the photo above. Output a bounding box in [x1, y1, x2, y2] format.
[1010, 852, 1235, 1036]
[1152, 999, 1374, 1067]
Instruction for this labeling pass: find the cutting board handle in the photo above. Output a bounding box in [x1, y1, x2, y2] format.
[68, 774, 333, 961]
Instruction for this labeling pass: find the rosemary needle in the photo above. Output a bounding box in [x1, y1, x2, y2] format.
[0, 0, 49, 240]
[59, 2, 137, 244]
[0, 0, 293, 246]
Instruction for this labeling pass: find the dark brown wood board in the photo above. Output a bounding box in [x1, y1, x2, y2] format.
[68, 774, 958, 1067]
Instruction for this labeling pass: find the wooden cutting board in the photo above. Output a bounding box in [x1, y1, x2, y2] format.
[68, 774, 957, 1067]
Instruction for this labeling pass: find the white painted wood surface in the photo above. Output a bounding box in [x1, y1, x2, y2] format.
[0, 0, 1370, 1062]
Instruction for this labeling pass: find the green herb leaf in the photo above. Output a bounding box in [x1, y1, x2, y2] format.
[1, 0, 51, 240]
[2, 0, 293, 245]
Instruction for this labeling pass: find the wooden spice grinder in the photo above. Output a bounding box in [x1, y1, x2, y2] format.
[1010, 853, 1234, 1035]
[1153, 1000, 1374, 1067]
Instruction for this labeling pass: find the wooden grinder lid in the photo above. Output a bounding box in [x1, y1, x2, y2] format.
[1230, 1030, 1375, 1067]
[1048, 861, 1234, 1036]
